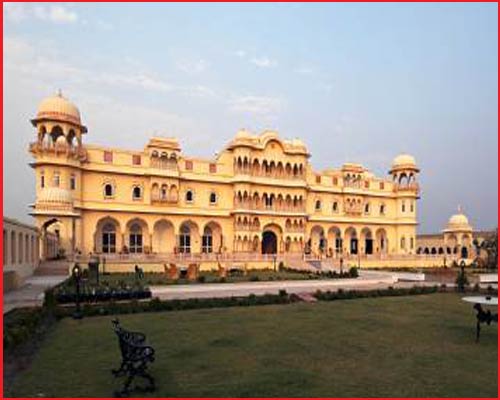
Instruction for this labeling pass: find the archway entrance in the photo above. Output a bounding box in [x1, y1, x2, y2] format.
[262, 231, 278, 254]
[461, 246, 468, 259]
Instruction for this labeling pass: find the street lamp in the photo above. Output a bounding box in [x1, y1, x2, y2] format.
[72, 263, 83, 320]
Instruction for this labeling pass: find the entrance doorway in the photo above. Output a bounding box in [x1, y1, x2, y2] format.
[262, 231, 278, 254]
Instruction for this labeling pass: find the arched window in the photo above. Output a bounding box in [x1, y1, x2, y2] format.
[202, 226, 213, 253]
[400, 236, 406, 250]
[410, 237, 414, 249]
[401, 201, 406, 213]
[332, 201, 338, 213]
[102, 223, 116, 253]
[380, 204, 385, 215]
[179, 224, 191, 253]
[40, 171, 45, 188]
[364, 203, 370, 214]
[129, 223, 143, 253]
[18, 233, 23, 264]
[161, 185, 168, 200]
[104, 183, 114, 198]
[209, 192, 217, 205]
[185, 190, 194, 203]
[132, 186, 142, 200]
[315, 200, 321, 211]
[70, 174, 76, 190]
[410, 202, 415, 213]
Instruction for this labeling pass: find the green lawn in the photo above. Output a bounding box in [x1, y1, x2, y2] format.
[6, 293, 498, 397]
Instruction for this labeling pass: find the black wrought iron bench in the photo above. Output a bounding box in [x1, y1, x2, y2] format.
[111, 319, 156, 396]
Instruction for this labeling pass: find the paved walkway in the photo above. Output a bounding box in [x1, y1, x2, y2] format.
[3, 275, 67, 314]
[150, 270, 400, 300]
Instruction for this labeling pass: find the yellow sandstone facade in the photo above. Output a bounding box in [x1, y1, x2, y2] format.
[29, 92, 439, 271]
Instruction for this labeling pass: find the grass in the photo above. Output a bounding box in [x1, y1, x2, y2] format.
[5, 293, 497, 397]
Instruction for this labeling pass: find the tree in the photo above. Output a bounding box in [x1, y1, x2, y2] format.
[473, 229, 498, 269]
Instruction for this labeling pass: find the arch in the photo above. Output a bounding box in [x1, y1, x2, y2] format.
[327, 226, 342, 254]
[152, 219, 175, 253]
[262, 231, 278, 254]
[310, 225, 326, 253]
[169, 185, 179, 202]
[360, 227, 373, 255]
[126, 218, 148, 253]
[344, 227, 358, 255]
[375, 228, 388, 254]
[95, 216, 122, 254]
[202, 221, 223, 253]
[179, 220, 200, 254]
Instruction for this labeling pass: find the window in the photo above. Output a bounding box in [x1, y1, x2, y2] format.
[132, 155, 141, 165]
[332, 177, 338, 185]
[202, 227, 213, 253]
[364, 203, 370, 214]
[104, 151, 113, 163]
[185, 160, 193, 170]
[161, 185, 168, 200]
[402, 202, 406, 212]
[40, 171, 45, 188]
[209, 192, 217, 205]
[129, 223, 143, 253]
[410, 202, 414, 212]
[315, 200, 321, 211]
[104, 183, 114, 198]
[265, 195, 273, 208]
[53, 171, 60, 187]
[401, 237, 406, 250]
[179, 224, 191, 253]
[364, 181, 370, 189]
[332, 201, 338, 213]
[132, 186, 142, 200]
[209, 163, 217, 173]
[379, 182, 385, 190]
[410, 237, 414, 250]
[70, 174, 76, 190]
[102, 223, 116, 253]
[380, 204, 386, 215]
[185, 190, 194, 203]
[316, 175, 321, 184]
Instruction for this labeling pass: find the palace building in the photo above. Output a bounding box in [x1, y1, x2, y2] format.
[29, 92, 457, 271]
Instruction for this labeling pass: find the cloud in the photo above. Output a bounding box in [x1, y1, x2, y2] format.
[295, 65, 315, 75]
[176, 59, 209, 74]
[234, 50, 246, 58]
[33, 5, 78, 24]
[229, 95, 284, 115]
[5, 3, 79, 24]
[250, 57, 277, 69]
[4, 3, 28, 23]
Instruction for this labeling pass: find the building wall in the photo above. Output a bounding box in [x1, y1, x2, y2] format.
[3, 217, 43, 289]
[30, 124, 420, 264]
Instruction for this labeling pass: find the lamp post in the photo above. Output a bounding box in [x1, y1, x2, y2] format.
[72, 263, 83, 320]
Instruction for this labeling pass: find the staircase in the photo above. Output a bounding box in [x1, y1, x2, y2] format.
[35, 260, 72, 276]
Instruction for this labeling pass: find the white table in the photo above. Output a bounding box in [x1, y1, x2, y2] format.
[462, 296, 498, 341]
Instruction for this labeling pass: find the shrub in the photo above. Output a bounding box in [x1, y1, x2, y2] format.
[349, 267, 359, 278]
[250, 275, 260, 282]
[197, 275, 206, 283]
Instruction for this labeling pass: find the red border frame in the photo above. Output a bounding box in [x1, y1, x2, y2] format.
[1, 1, 499, 399]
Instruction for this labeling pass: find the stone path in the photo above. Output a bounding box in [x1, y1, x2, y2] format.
[3, 275, 67, 314]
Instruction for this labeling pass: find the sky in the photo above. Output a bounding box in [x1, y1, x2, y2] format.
[3, 2, 498, 233]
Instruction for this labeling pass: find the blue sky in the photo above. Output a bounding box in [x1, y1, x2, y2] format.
[3, 2, 498, 232]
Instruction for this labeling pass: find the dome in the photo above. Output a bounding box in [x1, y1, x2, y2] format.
[392, 153, 417, 169]
[235, 129, 251, 139]
[445, 208, 472, 232]
[37, 187, 73, 204]
[36, 91, 81, 125]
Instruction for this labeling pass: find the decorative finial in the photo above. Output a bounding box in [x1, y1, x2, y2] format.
[458, 205, 463, 214]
